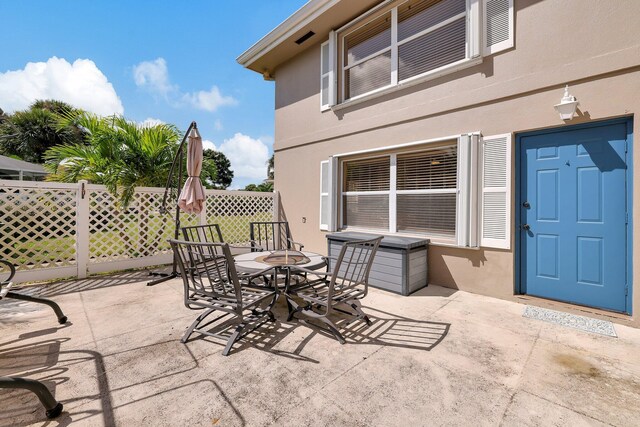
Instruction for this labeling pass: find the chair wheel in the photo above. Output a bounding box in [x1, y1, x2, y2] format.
[58, 316, 68, 325]
[46, 402, 63, 419]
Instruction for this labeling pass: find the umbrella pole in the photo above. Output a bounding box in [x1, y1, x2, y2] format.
[147, 122, 195, 286]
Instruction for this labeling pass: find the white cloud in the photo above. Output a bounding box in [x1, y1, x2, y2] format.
[259, 135, 274, 146]
[182, 86, 237, 112]
[139, 117, 164, 127]
[219, 133, 270, 180]
[132, 58, 174, 96]
[214, 119, 223, 131]
[202, 139, 216, 151]
[132, 57, 236, 112]
[0, 57, 123, 115]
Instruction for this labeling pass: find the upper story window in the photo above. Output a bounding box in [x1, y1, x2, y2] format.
[321, 0, 514, 109]
[341, 0, 471, 103]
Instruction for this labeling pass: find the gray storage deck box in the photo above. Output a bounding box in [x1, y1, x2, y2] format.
[326, 232, 429, 296]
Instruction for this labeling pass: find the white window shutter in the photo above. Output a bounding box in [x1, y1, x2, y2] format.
[468, 134, 480, 247]
[320, 42, 330, 110]
[456, 134, 480, 248]
[320, 157, 338, 231]
[482, 0, 514, 56]
[480, 133, 511, 249]
[320, 160, 330, 230]
[320, 31, 337, 110]
[468, 0, 482, 58]
[328, 30, 337, 107]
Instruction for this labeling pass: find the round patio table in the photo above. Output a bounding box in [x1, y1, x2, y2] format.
[234, 250, 326, 275]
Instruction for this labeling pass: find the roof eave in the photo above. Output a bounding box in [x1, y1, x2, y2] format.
[237, 0, 339, 72]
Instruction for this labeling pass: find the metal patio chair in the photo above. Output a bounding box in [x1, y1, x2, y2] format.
[249, 221, 304, 252]
[181, 223, 224, 244]
[170, 239, 278, 356]
[0, 258, 65, 419]
[0, 259, 67, 325]
[285, 236, 383, 344]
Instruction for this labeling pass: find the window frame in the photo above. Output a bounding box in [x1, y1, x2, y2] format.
[338, 0, 480, 104]
[339, 142, 460, 243]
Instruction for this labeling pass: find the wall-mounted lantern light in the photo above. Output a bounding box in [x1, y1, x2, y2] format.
[554, 85, 579, 120]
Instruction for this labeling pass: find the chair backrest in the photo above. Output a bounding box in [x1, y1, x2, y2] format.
[249, 221, 292, 252]
[328, 236, 383, 302]
[181, 224, 224, 244]
[169, 239, 243, 307]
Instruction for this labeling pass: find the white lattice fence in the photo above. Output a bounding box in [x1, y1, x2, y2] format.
[206, 190, 276, 245]
[0, 181, 79, 282]
[0, 179, 277, 284]
[86, 187, 199, 274]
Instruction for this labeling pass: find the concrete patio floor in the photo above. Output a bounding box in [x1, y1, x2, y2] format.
[1, 271, 640, 427]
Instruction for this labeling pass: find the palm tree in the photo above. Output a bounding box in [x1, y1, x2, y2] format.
[45, 113, 181, 256]
[267, 154, 274, 181]
[46, 113, 180, 207]
[0, 100, 84, 163]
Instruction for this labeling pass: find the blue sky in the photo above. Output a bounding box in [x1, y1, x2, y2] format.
[0, 0, 306, 188]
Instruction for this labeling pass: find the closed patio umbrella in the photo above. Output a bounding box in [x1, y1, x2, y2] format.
[177, 126, 206, 214]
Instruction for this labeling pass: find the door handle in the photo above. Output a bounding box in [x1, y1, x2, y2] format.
[522, 224, 531, 231]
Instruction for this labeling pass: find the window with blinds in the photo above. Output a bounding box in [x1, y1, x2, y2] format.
[396, 147, 457, 236]
[339, 0, 470, 101]
[323, 0, 514, 107]
[397, 0, 467, 81]
[343, 12, 392, 99]
[342, 157, 390, 230]
[341, 145, 458, 237]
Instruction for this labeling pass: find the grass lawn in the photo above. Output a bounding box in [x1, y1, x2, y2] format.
[5, 213, 273, 268]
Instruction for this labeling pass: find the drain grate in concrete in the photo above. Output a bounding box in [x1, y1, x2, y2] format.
[523, 306, 617, 337]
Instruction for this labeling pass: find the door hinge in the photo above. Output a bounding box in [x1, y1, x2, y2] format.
[625, 285, 629, 296]
[626, 213, 629, 224]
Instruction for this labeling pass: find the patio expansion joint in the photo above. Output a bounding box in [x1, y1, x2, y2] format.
[91, 314, 195, 354]
[270, 341, 386, 422]
[323, 345, 385, 388]
[422, 297, 456, 318]
[79, 291, 99, 348]
[497, 327, 541, 427]
[509, 389, 617, 427]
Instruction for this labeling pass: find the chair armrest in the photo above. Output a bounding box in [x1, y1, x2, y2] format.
[0, 282, 13, 300]
[239, 266, 277, 281]
[287, 265, 333, 278]
[288, 238, 304, 251]
[247, 241, 265, 252]
[227, 244, 253, 252]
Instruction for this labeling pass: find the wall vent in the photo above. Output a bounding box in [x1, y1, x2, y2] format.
[295, 31, 316, 45]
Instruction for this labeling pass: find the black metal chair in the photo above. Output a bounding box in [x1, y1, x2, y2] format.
[181, 224, 224, 244]
[285, 236, 383, 344]
[249, 221, 304, 252]
[0, 259, 65, 419]
[0, 260, 67, 324]
[170, 239, 278, 356]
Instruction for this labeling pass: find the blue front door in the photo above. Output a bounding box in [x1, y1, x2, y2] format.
[519, 121, 631, 313]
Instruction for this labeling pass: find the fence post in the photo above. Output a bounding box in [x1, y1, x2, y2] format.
[273, 191, 280, 222]
[76, 180, 90, 279]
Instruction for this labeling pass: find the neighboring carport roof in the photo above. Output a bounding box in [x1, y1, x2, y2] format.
[0, 155, 47, 174]
[237, 0, 382, 77]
